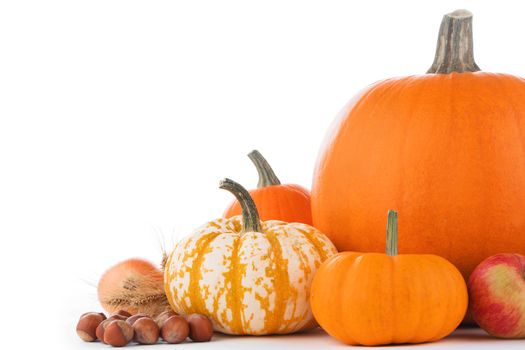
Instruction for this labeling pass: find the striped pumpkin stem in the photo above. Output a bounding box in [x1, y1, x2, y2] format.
[248, 150, 281, 188]
[386, 210, 398, 256]
[220, 178, 262, 233]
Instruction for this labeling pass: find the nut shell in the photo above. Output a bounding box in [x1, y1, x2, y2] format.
[107, 314, 128, 322]
[104, 320, 134, 347]
[187, 314, 213, 342]
[155, 310, 176, 328]
[114, 310, 132, 318]
[76, 313, 105, 342]
[95, 318, 113, 343]
[161, 315, 189, 344]
[133, 317, 159, 345]
[109, 311, 130, 320]
[81, 311, 106, 320]
[126, 313, 148, 326]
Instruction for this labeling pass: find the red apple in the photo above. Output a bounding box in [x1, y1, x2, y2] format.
[468, 253, 525, 338]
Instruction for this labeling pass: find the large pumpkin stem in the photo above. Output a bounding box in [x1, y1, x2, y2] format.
[386, 210, 398, 256]
[427, 9, 480, 74]
[219, 178, 262, 233]
[248, 150, 281, 188]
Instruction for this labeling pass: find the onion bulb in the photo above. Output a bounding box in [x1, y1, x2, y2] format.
[97, 258, 170, 318]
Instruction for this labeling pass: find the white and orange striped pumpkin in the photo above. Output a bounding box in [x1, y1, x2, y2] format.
[164, 178, 337, 335]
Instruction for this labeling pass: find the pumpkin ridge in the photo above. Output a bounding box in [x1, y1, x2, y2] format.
[273, 188, 285, 222]
[436, 256, 467, 340]
[430, 258, 456, 341]
[294, 226, 331, 262]
[263, 227, 290, 334]
[394, 256, 421, 343]
[284, 235, 308, 333]
[274, 185, 311, 224]
[228, 232, 244, 334]
[289, 187, 310, 223]
[417, 257, 448, 342]
[387, 257, 396, 344]
[188, 231, 222, 316]
[424, 257, 448, 342]
[283, 184, 310, 208]
[288, 225, 329, 332]
[339, 255, 362, 344]
[173, 236, 199, 314]
[281, 189, 298, 223]
[377, 81, 413, 222]
[402, 257, 425, 343]
[496, 75, 525, 171]
[398, 77, 430, 216]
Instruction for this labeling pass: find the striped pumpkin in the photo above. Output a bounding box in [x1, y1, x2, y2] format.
[164, 178, 337, 335]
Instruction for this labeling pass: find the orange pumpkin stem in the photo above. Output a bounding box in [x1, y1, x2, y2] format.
[427, 9, 480, 74]
[219, 178, 262, 233]
[248, 150, 281, 188]
[386, 210, 398, 256]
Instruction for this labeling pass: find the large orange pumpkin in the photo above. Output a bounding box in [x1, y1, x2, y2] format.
[310, 211, 468, 346]
[311, 9, 525, 280]
[224, 150, 312, 225]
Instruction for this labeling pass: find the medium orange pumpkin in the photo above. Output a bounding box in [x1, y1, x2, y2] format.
[311, 9, 525, 280]
[310, 211, 468, 346]
[224, 150, 312, 225]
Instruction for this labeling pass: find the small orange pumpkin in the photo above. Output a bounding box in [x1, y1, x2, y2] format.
[310, 211, 468, 346]
[224, 150, 312, 225]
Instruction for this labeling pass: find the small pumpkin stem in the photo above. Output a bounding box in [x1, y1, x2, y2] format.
[219, 178, 262, 233]
[386, 210, 398, 256]
[248, 150, 281, 188]
[427, 9, 480, 74]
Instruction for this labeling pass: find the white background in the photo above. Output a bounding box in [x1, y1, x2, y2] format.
[1, 0, 525, 349]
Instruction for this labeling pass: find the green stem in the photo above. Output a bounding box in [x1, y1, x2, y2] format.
[248, 150, 281, 188]
[386, 210, 398, 256]
[219, 178, 262, 233]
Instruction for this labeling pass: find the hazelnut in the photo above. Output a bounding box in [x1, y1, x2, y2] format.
[126, 313, 148, 326]
[81, 311, 107, 320]
[115, 310, 132, 318]
[96, 319, 113, 343]
[96, 314, 130, 343]
[109, 310, 131, 319]
[133, 317, 159, 345]
[107, 314, 127, 322]
[187, 314, 213, 342]
[76, 312, 105, 342]
[161, 315, 189, 344]
[104, 320, 134, 347]
[155, 310, 176, 328]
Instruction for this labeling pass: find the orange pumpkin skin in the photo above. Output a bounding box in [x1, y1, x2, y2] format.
[224, 150, 312, 225]
[312, 72, 525, 280]
[224, 183, 312, 225]
[310, 251, 468, 345]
